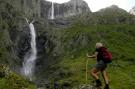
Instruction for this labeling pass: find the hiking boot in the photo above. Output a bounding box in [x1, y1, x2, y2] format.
[104, 84, 109, 89]
[96, 79, 102, 87]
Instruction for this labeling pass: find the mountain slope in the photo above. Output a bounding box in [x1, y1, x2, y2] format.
[34, 6, 135, 88]
[92, 5, 135, 24]
[41, 23, 135, 89]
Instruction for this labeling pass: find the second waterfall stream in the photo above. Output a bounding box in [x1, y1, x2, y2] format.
[51, 1, 54, 19]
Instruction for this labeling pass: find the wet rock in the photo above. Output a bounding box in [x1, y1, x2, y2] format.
[74, 84, 96, 89]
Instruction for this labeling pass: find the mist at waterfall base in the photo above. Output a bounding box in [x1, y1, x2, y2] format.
[21, 22, 37, 81]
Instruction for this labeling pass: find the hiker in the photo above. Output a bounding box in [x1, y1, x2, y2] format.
[87, 43, 112, 89]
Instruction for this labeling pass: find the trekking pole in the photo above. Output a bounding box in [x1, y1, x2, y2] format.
[86, 58, 88, 85]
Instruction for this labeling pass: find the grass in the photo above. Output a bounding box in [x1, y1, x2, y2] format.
[1, 23, 135, 89]
[57, 57, 135, 89]
[48, 23, 135, 88]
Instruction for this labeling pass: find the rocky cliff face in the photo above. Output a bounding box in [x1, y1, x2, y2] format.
[22, 0, 41, 17]
[129, 7, 135, 15]
[12, 0, 41, 18]
[4, 0, 90, 19]
[0, 0, 42, 72]
[41, 0, 91, 19]
[0, 0, 91, 72]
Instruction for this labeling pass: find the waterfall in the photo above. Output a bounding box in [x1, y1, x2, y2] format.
[51, 2, 54, 19]
[22, 19, 37, 81]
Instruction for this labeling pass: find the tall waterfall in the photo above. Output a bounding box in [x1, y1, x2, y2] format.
[22, 19, 37, 80]
[51, 2, 54, 19]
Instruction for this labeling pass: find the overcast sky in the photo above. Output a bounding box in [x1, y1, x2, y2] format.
[46, 0, 135, 12]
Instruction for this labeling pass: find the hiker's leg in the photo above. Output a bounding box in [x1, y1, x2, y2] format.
[102, 69, 109, 89]
[102, 69, 109, 84]
[91, 67, 102, 87]
[92, 60, 105, 80]
[91, 67, 99, 80]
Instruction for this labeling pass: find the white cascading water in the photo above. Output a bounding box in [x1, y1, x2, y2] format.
[51, 1, 54, 19]
[22, 19, 37, 81]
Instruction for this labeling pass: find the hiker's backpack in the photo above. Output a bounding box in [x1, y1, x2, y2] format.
[98, 47, 112, 63]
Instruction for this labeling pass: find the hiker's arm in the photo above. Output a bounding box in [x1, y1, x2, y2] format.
[86, 52, 98, 58]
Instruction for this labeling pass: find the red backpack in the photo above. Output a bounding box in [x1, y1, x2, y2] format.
[98, 47, 112, 63]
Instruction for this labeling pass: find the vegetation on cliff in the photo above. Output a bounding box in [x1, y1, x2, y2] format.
[0, 65, 36, 89]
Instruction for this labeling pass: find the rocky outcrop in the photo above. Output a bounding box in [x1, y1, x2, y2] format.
[3, 0, 90, 19]
[22, 0, 41, 17]
[2, 0, 90, 19]
[12, 0, 41, 18]
[41, 0, 91, 19]
[129, 7, 135, 15]
[74, 84, 96, 89]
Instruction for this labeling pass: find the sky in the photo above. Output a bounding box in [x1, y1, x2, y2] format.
[46, 0, 135, 12]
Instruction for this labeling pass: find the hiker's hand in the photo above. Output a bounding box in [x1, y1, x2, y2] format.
[86, 53, 91, 58]
[87, 53, 96, 58]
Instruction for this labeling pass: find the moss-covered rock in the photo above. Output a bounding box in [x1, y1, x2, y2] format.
[0, 64, 36, 89]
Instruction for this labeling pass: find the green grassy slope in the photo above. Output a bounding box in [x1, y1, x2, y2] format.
[50, 24, 135, 89]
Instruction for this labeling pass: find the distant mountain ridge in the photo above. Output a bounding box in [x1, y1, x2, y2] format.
[83, 5, 135, 25]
